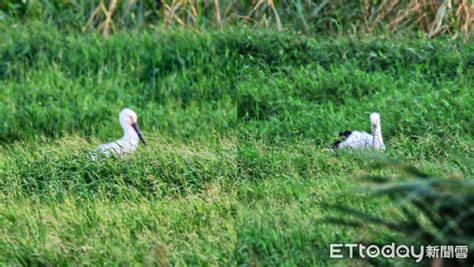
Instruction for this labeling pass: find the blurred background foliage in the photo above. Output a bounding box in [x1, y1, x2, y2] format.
[0, 0, 472, 38]
[325, 160, 474, 266]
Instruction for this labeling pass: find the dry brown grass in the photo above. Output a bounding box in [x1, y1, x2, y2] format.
[10, 0, 472, 38]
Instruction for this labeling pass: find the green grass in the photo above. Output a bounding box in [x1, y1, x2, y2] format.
[0, 21, 473, 265]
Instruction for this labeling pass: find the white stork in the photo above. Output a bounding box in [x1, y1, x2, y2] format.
[92, 108, 146, 159]
[333, 112, 385, 150]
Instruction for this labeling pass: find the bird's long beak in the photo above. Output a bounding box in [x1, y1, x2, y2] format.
[131, 122, 147, 146]
[371, 124, 377, 146]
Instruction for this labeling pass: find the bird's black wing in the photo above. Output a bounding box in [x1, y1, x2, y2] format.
[332, 131, 353, 149]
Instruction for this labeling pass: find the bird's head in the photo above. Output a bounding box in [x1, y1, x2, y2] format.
[119, 108, 146, 146]
[120, 108, 138, 125]
[370, 112, 381, 132]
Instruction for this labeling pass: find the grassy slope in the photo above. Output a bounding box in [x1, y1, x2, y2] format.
[0, 22, 473, 265]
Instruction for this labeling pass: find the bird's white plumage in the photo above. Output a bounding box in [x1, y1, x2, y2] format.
[91, 108, 145, 160]
[336, 112, 385, 150]
[96, 138, 139, 157]
[337, 130, 374, 149]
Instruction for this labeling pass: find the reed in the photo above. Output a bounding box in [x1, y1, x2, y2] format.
[1, 0, 472, 38]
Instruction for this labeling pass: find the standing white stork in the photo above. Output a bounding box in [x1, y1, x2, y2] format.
[92, 108, 146, 159]
[333, 112, 385, 150]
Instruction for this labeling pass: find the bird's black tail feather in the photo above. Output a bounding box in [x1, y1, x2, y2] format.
[332, 131, 353, 149]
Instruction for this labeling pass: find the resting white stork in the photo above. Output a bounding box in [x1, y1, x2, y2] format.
[333, 112, 385, 150]
[91, 108, 146, 160]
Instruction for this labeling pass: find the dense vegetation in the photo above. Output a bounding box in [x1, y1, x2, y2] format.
[0, 17, 473, 266]
[1, 0, 472, 38]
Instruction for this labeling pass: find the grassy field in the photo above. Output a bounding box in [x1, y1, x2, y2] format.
[0, 21, 473, 265]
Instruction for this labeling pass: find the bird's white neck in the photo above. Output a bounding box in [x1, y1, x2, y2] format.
[120, 119, 139, 146]
[372, 123, 384, 149]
